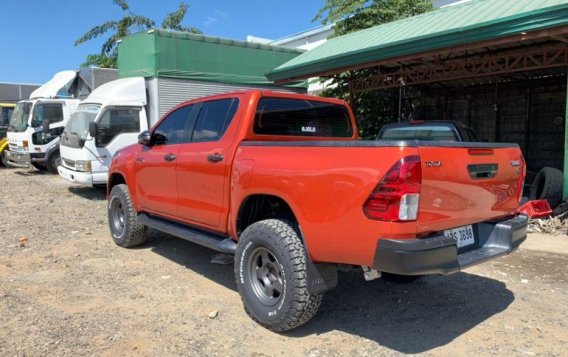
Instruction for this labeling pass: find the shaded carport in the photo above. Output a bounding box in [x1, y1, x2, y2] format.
[267, 0, 568, 199]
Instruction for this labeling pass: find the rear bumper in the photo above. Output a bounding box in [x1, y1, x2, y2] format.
[373, 215, 528, 276]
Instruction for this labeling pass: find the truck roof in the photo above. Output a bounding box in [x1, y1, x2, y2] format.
[81, 77, 146, 107]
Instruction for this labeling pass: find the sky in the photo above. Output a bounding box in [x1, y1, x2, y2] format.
[0, 0, 324, 84]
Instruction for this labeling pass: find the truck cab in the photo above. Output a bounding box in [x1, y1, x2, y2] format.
[0, 103, 15, 166]
[5, 69, 117, 173]
[59, 77, 148, 186]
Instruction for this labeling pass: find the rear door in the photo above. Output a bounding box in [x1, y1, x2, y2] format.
[135, 104, 195, 217]
[417, 144, 524, 234]
[175, 97, 241, 230]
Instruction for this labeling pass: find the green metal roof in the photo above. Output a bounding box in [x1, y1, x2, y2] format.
[118, 29, 305, 86]
[267, 0, 568, 82]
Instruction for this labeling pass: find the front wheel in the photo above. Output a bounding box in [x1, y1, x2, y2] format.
[1, 151, 7, 167]
[108, 184, 147, 247]
[46, 150, 61, 174]
[235, 219, 323, 332]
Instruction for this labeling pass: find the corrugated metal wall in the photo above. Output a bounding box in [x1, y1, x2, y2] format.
[420, 76, 566, 173]
[156, 78, 305, 118]
[0, 83, 40, 102]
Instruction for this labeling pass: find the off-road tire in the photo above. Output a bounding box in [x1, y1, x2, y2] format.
[46, 150, 61, 174]
[108, 184, 147, 248]
[381, 272, 422, 284]
[530, 167, 564, 209]
[553, 200, 568, 218]
[235, 219, 323, 332]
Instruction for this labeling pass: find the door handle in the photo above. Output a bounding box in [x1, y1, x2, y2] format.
[207, 153, 224, 163]
[164, 153, 176, 162]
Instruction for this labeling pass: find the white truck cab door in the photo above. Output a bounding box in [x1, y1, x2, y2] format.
[93, 106, 146, 171]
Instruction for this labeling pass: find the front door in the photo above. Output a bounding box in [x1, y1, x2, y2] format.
[176, 98, 241, 230]
[95, 107, 143, 173]
[135, 104, 195, 217]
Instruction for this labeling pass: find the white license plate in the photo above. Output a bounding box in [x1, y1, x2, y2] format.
[444, 225, 475, 248]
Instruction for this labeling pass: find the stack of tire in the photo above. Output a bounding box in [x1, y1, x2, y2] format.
[529, 167, 568, 218]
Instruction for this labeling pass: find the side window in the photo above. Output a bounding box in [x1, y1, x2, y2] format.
[153, 105, 194, 145]
[191, 99, 239, 142]
[96, 108, 141, 147]
[31, 103, 64, 127]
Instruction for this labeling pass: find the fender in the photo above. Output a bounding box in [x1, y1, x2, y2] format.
[44, 142, 60, 160]
[0, 138, 8, 155]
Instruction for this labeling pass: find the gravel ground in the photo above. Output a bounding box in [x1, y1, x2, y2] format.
[1, 167, 567, 356]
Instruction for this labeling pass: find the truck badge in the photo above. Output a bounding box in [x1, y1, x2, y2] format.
[425, 161, 442, 168]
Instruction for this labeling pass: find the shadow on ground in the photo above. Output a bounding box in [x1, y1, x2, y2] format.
[144, 233, 514, 354]
[67, 186, 107, 201]
[12, 169, 49, 176]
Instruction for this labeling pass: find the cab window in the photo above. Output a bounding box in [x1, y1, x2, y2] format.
[31, 103, 64, 127]
[96, 108, 141, 147]
[191, 99, 239, 142]
[153, 105, 194, 145]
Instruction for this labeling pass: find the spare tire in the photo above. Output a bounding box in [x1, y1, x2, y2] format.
[553, 200, 568, 218]
[529, 167, 564, 209]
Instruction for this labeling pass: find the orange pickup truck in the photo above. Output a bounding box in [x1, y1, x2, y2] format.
[107, 90, 528, 332]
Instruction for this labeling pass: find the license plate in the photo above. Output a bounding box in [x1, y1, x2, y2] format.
[444, 225, 475, 248]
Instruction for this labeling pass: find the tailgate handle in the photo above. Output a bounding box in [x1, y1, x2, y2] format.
[467, 164, 498, 179]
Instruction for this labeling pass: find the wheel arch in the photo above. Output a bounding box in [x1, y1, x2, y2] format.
[236, 194, 301, 238]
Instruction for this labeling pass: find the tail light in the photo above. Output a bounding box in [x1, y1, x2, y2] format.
[516, 156, 526, 204]
[364, 155, 421, 222]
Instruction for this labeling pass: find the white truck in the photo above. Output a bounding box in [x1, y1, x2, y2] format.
[58, 76, 303, 186]
[6, 68, 117, 173]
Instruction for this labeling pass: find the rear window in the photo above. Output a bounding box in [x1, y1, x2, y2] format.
[254, 98, 353, 138]
[379, 125, 458, 141]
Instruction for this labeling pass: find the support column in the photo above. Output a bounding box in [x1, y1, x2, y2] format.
[564, 72, 568, 199]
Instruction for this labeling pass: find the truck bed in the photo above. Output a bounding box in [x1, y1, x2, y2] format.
[232, 140, 524, 267]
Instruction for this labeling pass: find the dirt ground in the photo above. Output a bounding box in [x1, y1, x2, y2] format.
[0, 167, 567, 357]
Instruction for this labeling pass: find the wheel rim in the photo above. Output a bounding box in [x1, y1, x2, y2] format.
[110, 197, 125, 236]
[52, 154, 61, 169]
[248, 247, 284, 307]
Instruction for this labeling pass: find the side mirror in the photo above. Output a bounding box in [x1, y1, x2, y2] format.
[42, 119, 50, 133]
[89, 121, 98, 139]
[138, 130, 152, 146]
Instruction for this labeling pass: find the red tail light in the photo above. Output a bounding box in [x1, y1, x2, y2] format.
[364, 155, 422, 222]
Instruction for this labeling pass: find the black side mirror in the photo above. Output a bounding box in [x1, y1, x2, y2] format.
[42, 119, 50, 133]
[138, 130, 152, 146]
[89, 121, 98, 138]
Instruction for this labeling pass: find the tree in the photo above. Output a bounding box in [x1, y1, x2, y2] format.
[313, 0, 433, 138]
[75, 1, 201, 68]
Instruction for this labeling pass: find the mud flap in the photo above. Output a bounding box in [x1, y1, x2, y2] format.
[305, 256, 337, 295]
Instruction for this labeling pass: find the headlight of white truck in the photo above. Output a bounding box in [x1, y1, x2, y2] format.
[75, 160, 92, 173]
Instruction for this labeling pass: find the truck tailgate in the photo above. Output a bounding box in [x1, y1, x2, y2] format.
[417, 144, 524, 234]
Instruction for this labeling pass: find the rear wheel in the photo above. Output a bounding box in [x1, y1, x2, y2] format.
[235, 219, 323, 332]
[108, 184, 147, 247]
[46, 150, 61, 174]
